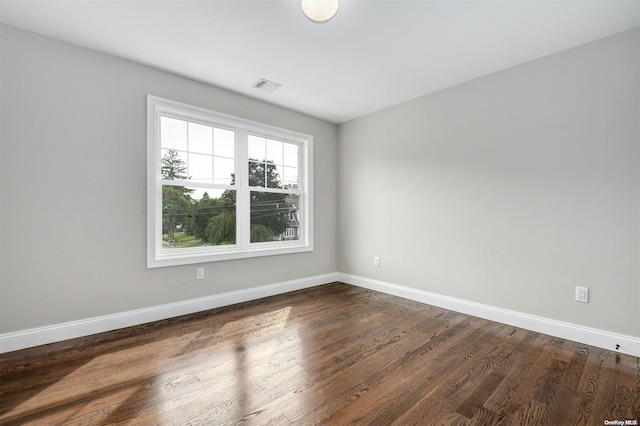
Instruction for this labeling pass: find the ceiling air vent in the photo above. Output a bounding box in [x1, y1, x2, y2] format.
[252, 78, 282, 94]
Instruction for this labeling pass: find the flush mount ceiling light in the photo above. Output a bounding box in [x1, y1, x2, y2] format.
[301, 0, 339, 23]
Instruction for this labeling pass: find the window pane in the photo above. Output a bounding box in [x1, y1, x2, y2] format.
[266, 163, 283, 189]
[250, 192, 299, 242]
[214, 128, 235, 158]
[248, 161, 266, 187]
[266, 139, 283, 164]
[283, 166, 298, 189]
[161, 117, 187, 151]
[188, 122, 213, 155]
[283, 143, 298, 167]
[161, 149, 188, 180]
[162, 186, 236, 248]
[248, 135, 266, 161]
[214, 156, 234, 185]
[188, 153, 213, 183]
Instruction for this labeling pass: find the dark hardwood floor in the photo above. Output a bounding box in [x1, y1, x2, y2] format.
[1, 283, 638, 425]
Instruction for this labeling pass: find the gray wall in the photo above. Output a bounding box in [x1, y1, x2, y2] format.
[339, 29, 639, 337]
[0, 25, 339, 333]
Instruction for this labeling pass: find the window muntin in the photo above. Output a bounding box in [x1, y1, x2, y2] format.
[148, 95, 313, 268]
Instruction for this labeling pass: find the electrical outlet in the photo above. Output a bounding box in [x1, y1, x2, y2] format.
[374, 256, 380, 267]
[196, 267, 205, 280]
[575, 286, 589, 303]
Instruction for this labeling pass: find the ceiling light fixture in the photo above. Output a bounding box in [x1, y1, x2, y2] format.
[301, 0, 339, 23]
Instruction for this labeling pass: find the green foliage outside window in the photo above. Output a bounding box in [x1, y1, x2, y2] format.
[161, 150, 294, 247]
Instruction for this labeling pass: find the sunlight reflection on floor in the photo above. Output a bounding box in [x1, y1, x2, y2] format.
[1, 330, 201, 424]
[2, 307, 300, 425]
[154, 307, 297, 424]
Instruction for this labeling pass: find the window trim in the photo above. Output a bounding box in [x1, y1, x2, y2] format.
[147, 95, 313, 268]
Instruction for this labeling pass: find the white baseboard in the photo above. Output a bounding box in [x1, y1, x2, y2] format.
[338, 273, 640, 358]
[0, 273, 339, 354]
[2, 272, 638, 358]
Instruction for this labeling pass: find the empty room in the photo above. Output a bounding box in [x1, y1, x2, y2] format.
[1, 0, 638, 424]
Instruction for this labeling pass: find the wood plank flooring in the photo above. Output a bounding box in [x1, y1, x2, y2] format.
[1, 283, 638, 425]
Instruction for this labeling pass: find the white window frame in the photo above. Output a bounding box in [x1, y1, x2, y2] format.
[147, 95, 313, 268]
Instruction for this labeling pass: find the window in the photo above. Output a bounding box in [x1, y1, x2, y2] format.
[147, 95, 313, 268]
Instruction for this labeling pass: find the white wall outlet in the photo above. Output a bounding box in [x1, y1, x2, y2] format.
[196, 267, 205, 280]
[575, 286, 589, 303]
[374, 256, 380, 267]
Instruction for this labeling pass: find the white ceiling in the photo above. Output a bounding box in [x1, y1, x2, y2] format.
[1, 0, 638, 124]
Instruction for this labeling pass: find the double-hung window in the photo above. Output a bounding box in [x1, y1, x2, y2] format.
[147, 95, 313, 268]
